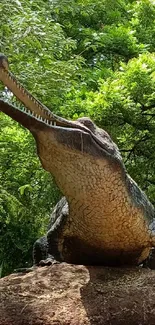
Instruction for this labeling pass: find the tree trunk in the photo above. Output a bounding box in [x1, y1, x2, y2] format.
[0, 263, 155, 325]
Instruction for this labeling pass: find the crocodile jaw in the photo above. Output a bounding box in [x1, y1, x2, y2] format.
[0, 54, 123, 184]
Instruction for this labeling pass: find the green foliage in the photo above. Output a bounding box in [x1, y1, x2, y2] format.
[0, 114, 61, 276]
[0, 0, 83, 111]
[1, 0, 155, 275]
[131, 0, 155, 51]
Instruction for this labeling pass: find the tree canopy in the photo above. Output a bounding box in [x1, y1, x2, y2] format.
[1, 0, 155, 276]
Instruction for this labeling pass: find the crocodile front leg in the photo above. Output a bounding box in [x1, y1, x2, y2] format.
[33, 197, 69, 266]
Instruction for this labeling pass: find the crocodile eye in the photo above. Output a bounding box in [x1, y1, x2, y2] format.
[77, 117, 95, 132]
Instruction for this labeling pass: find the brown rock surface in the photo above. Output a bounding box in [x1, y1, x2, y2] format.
[1, 263, 155, 325]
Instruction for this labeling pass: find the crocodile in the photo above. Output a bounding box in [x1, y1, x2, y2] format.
[1, 53, 155, 267]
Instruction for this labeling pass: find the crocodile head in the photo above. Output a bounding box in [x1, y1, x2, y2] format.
[0, 54, 123, 201]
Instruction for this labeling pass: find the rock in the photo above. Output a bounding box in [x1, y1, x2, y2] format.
[1, 263, 155, 324]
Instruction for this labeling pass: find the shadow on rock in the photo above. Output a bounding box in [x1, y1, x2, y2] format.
[80, 266, 155, 325]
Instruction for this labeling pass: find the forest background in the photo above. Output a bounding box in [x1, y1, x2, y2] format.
[1, 0, 155, 276]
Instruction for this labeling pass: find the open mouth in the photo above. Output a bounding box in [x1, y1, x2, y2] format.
[0, 54, 119, 160]
[0, 53, 80, 129]
[0, 53, 98, 136]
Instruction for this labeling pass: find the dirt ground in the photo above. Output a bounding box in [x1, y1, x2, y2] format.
[1, 263, 155, 325]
